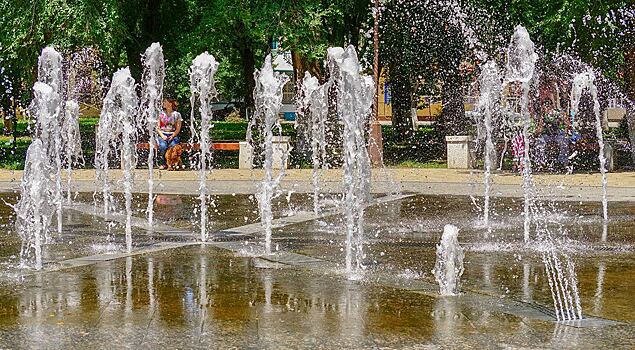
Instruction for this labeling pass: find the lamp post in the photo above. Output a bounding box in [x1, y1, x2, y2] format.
[369, 0, 384, 167]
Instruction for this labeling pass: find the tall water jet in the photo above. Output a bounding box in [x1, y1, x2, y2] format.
[504, 25, 538, 242]
[14, 140, 54, 270]
[329, 46, 374, 277]
[432, 225, 465, 296]
[15, 80, 60, 270]
[478, 61, 501, 225]
[62, 100, 83, 202]
[253, 54, 290, 255]
[95, 68, 138, 252]
[140, 43, 165, 226]
[309, 83, 329, 215]
[298, 72, 328, 214]
[571, 71, 608, 221]
[189, 52, 219, 241]
[36, 47, 64, 234]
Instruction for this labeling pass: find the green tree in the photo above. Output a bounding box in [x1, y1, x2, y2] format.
[381, 0, 485, 142]
[0, 0, 127, 97]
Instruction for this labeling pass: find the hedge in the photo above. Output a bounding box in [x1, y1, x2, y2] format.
[3, 119, 626, 171]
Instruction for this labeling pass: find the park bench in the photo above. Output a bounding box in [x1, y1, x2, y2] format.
[135, 142, 240, 151]
[135, 134, 291, 170]
[133, 141, 242, 169]
[134, 141, 258, 169]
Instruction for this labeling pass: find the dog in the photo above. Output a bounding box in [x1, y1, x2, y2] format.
[165, 144, 185, 171]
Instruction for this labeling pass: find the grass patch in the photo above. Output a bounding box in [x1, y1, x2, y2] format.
[0, 136, 31, 170]
[392, 160, 447, 168]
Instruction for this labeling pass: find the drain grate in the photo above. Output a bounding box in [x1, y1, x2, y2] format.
[211, 233, 255, 242]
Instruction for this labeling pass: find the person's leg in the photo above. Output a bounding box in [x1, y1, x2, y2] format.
[157, 137, 169, 168]
[535, 135, 546, 170]
[556, 132, 569, 168]
[168, 135, 180, 149]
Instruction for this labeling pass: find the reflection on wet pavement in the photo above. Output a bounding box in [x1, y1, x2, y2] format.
[0, 193, 633, 348]
[0, 246, 632, 349]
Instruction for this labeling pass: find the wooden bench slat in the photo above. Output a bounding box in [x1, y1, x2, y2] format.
[212, 143, 240, 151]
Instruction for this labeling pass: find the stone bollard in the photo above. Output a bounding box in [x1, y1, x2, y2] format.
[238, 141, 253, 169]
[272, 136, 292, 169]
[445, 136, 474, 169]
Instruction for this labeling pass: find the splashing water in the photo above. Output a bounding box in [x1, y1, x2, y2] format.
[542, 247, 583, 321]
[141, 43, 165, 227]
[189, 52, 219, 242]
[329, 46, 374, 278]
[15, 140, 54, 270]
[298, 72, 328, 214]
[15, 81, 60, 270]
[253, 54, 290, 255]
[36, 47, 64, 234]
[504, 25, 538, 243]
[38, 47, 64, 96]
[444, 0, 488, 61]
[95, 68, 138, 252]
[309, 83, 330, 214]
[478, 61, 501, 226]
[62, 100, 83, 202]
[432, 225, 465, 296]
[570, 71, 608, 221]
[482, 26, 585, 321]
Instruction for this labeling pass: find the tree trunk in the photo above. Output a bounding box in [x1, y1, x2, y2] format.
[235, 20, 256, 115]
[440, 70, 467, 136]
[390, 71, 414, 142]
[292, 50, 311, 161]
[124, 42, 143, 81]
[241, 45, 256, 111]
[325, 66, 343, 167]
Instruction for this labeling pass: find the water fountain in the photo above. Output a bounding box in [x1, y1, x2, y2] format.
[309, 83, 329, 215]
[297, 72, 328, 214]
[62, 100, 83, 202]
[432, 224, 464, 296]
[253, 54, 290, 255]
[189, 52, 219, 242]
[541, 244, 583, 321]
[36, 47, 64, 234]
[328, 46, 374, 278]
[475, 26, 584, 320]
[14, 80, 61, 270]
[140, 43, 165, 226]
[477, 61, 501, 226]
[504, 25, 538, 243]
[570, 71, 608, 221]
[95, 68, 138, 252]
[14, 140, 53, 270]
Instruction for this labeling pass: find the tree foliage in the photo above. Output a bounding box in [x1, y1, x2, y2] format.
[0, 0, 631, 130]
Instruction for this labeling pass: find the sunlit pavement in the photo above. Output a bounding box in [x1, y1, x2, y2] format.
[2, 168, 635, 201]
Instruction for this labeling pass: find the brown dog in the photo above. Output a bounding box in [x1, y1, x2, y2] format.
[165, 144, 184, 171]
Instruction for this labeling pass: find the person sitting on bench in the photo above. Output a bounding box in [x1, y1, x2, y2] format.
[157, 97, 182, 169]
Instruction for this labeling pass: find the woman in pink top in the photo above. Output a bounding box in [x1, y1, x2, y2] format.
[157, 98, 182, 169]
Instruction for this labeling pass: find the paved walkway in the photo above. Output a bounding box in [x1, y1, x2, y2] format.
[2, 168, 635, 201]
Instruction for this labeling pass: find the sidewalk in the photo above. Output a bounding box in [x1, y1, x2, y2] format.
[2, 168, 635, 201]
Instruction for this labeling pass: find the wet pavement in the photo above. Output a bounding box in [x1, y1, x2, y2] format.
[0, 193, 633, 349]
[0, 192, 320, 268]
